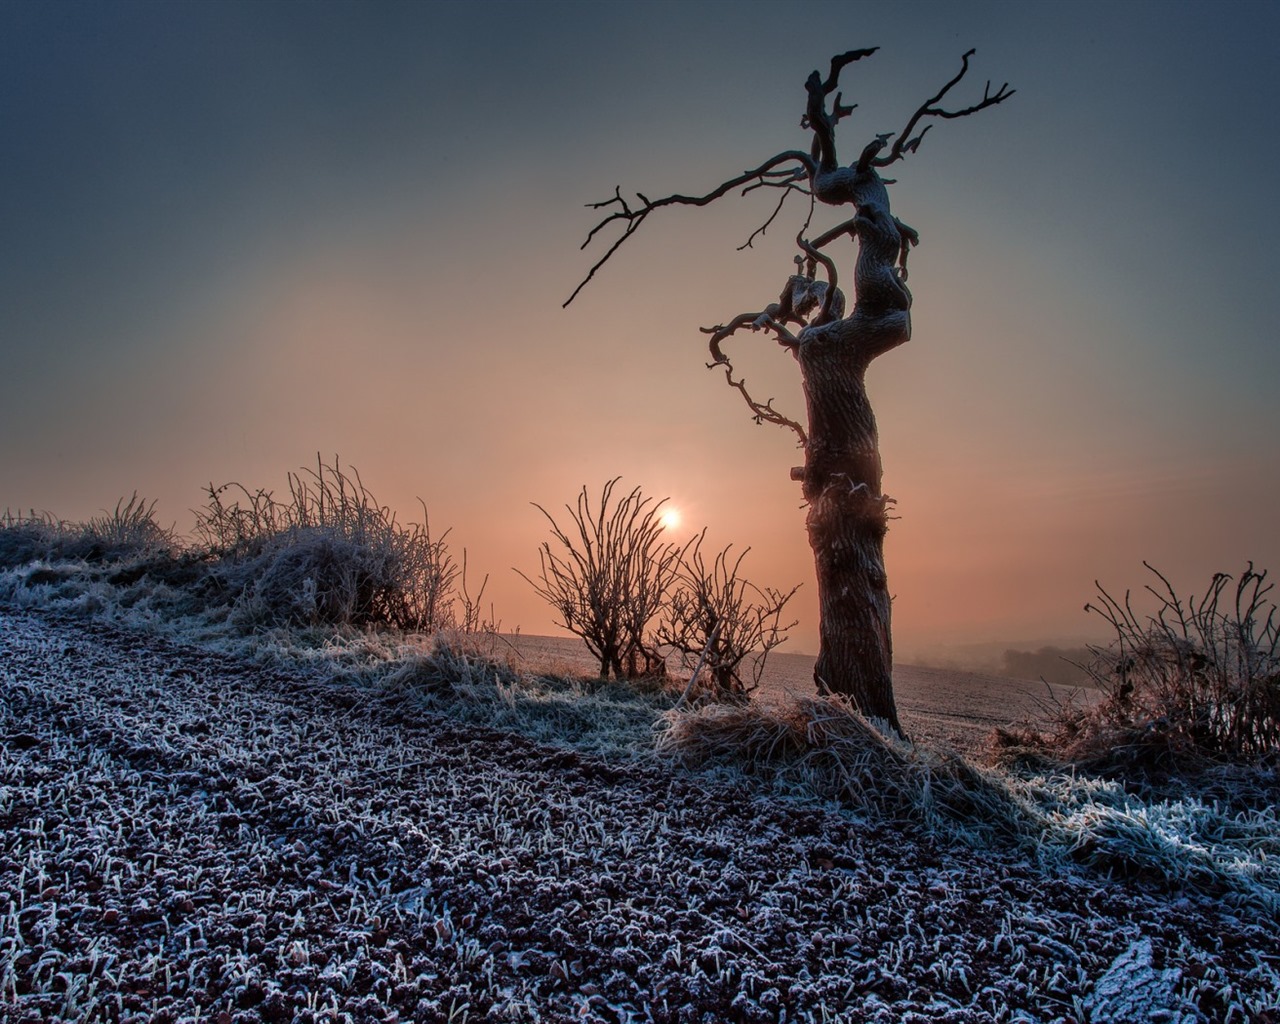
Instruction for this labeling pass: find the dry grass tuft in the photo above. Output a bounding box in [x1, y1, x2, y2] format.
[659, 695, 904, 769]
[658, 695, 913, 815]
[658, 695, 1032, 839]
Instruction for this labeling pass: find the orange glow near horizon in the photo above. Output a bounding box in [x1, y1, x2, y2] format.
[1, 5, 1277, 673]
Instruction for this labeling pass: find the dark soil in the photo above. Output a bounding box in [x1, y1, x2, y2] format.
[1, 610, 1275, 1023]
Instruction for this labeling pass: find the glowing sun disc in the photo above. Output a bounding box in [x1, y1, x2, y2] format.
[659, 507, 681, 530]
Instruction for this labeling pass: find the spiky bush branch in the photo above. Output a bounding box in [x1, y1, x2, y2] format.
[517, 479, 685, 680]
[656, 531, 800, 697]
[1002, 564, 1279, 769]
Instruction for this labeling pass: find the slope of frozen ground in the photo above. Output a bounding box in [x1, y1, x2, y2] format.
[1, 610, 1276, 1023]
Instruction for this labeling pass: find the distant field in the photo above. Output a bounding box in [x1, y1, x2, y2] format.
[498, 633, 1089, 756]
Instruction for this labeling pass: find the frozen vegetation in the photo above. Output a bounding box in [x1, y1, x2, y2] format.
[3, 608, 1277, 1023]
[1, 478, 1278, 1021]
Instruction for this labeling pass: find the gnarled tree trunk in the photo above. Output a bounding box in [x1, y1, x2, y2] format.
[796, 177, 911, 731]
[568, 48, 1011, 737]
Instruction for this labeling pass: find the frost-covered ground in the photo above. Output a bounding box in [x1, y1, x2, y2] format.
[2, 609, 1278, 1023]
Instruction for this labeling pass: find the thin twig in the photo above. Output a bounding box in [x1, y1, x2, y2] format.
[875, 49, 1014, 168]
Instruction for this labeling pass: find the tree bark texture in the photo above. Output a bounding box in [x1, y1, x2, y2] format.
[796, 172, 910, 733]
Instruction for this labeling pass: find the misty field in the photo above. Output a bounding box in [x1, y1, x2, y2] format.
[2, 486, 1279, 1022]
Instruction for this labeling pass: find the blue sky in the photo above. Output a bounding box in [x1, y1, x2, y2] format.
[3, 0, 1277, 658]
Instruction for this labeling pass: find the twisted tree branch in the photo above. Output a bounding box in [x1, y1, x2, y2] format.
[803, 47, 879, 172]
[718, 361, 807, 445]
[796, 235, 842, 325]
[569, 47, 1011, 309]
[874, 49, 1014, 167]
[564, 152, 815, 307]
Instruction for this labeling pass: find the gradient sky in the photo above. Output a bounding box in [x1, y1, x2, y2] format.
[3, 0, 1277, 660]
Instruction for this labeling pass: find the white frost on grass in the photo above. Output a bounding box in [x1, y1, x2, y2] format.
[6, 554, 1280, 918]
[5, 606, 1277, 1022]
[1010, 771, 1280, 917]
[4, 550, 1280, 1021]
[1085, 937, 1192, 1023]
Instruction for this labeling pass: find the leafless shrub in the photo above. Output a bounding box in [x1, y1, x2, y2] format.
[455, 550, 498, 637]
[518, 478, 685, 680]
[1, 496, 172, 567]
[998, 563, 1280, 771]
[657, 530, 799, 699]
[0, 509, 65, 568]
[192, 480, 287, 556]
[196, 456, 460, 632]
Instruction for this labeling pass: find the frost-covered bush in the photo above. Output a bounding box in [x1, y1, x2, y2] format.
[0, 511, 63, 568]
[195, 456, 459, 632]
[1, 495, 173, 567]
[2, 460, 464, 636]
[1000, 564, 1279, 771]
[81, 494, 176, 561]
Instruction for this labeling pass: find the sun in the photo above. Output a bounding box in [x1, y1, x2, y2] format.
[659, 506, 682, 531]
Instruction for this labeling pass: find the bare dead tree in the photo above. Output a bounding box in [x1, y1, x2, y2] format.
[656, 531, 800, 698]
[566, 48, 1012, 733]
[517, 479, 685, 679]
